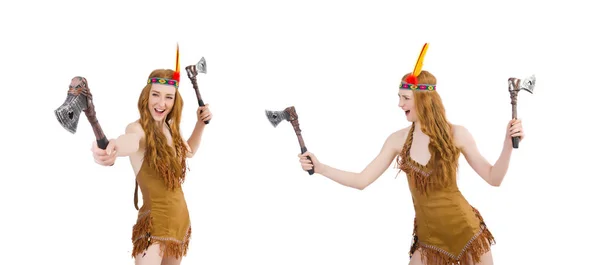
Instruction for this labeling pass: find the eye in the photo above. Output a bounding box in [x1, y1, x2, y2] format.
[167, 96, 174, 100]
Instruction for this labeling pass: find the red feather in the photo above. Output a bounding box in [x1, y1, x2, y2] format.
[406, 75, 418, 85]
[173, 72, 180, 82]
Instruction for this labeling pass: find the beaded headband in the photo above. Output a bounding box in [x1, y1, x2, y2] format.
[399, 43, 436, 91]
[147, 43, 181, 88]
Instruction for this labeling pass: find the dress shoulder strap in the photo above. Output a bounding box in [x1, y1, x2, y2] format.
[134, 180, 139, 210]
[401, 123, 416, 157]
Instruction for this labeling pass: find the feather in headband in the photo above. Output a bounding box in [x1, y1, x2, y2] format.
[400, 43, 436, 91]
[147, 43, 181, 88]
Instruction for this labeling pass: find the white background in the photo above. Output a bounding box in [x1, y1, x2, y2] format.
[1, 0, 599, 264]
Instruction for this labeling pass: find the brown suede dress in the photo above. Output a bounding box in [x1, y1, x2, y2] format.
[398, 123, 495, 265]
[130, 158, 191, 259]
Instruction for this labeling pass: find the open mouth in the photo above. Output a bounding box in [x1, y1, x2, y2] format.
[154, 108, 166, 115]
[405, 110, 410, 115]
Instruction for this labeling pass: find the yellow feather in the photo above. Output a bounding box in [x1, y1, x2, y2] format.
[175, 43, 180, 73]
[412, 43, 429, 77]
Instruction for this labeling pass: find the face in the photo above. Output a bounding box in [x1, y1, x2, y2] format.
[148, 84, 176, 122]
[398, 89, 417, 122]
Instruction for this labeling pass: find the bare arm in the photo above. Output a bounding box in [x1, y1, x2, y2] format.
[186, 105, 212, 158]
[309, 130, 405, 190]
[186, 123, 205, 158]
[455, 125, 514, 187]
[113, 122, 145, 157]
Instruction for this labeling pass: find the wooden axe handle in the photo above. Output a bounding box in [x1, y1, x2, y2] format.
[508, 78, 520, 149]
[83, 103, 109, 150]
[286, 107, 314, 175]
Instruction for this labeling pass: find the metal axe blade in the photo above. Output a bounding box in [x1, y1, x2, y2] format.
[197, 57, 207, 74]
[54, 77, 90, 134]
[54, 93, 85, 134]
[519, 74, 536, 94]
[265, 109, 290, 128]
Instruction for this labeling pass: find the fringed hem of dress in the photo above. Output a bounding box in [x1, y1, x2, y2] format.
[130, 211, 192, 259]
[409, 209, 496, 265]
[415, 226, 495, 265]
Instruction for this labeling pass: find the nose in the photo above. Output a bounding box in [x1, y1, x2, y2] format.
[158, 98, 167, 107]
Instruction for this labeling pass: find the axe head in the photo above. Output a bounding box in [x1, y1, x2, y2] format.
[197, 57, 207, 74]
[519, 75, 536, 94]
[54, 77, 89, 134]
[509, 75, 536, 94]
[265, 109, 291, 128]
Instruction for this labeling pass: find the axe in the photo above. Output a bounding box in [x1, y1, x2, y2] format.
[54, 76, 111, 153]
[185, 57, 210, 124]
[508, 74, 535, 149]
[265, 106, 314, 175]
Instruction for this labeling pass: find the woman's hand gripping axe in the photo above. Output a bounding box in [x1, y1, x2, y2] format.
[508, 75, 536, 149]
[54, 76, 110, 150]
[185, 57, 210, 124]
[265, 106, 314, 175]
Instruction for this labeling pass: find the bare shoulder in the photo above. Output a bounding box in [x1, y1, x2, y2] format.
[450, 124, 472, 149]
[126, 120, 144, 136]
[384, 125, 412, 152]
[126, 120, 146, 147]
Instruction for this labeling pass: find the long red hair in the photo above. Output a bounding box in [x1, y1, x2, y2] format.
[137, 69, 187, 189]
[401, 70, 460, 188]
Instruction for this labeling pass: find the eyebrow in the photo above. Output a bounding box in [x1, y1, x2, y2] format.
[151, 90, 175, 97]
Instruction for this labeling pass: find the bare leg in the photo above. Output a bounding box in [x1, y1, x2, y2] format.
[135, 243, 163, 265]
[161, 256, 182, 265]
[408, 250, 426, 265]
[408, 249, 493, 265]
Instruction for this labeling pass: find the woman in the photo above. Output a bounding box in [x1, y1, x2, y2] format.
[91, 67, 212, 265]
[298, 59, 524, 263]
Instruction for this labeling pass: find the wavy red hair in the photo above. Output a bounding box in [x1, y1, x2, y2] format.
[137, 69, 187, 189]
[401, 70, 460, 188]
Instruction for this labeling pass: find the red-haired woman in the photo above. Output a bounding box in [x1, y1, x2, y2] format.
[92, 68, 212, 265]
[298, 70, 524, 265]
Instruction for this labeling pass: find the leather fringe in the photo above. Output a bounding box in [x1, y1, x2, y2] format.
[410, 208, 496, 265]
[414, 227, 494, 265]
[131, 211, 153, 258]
[131, 212, 192, 259]
[158, 228, 191, 260]
[398, 155, 435, 195]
